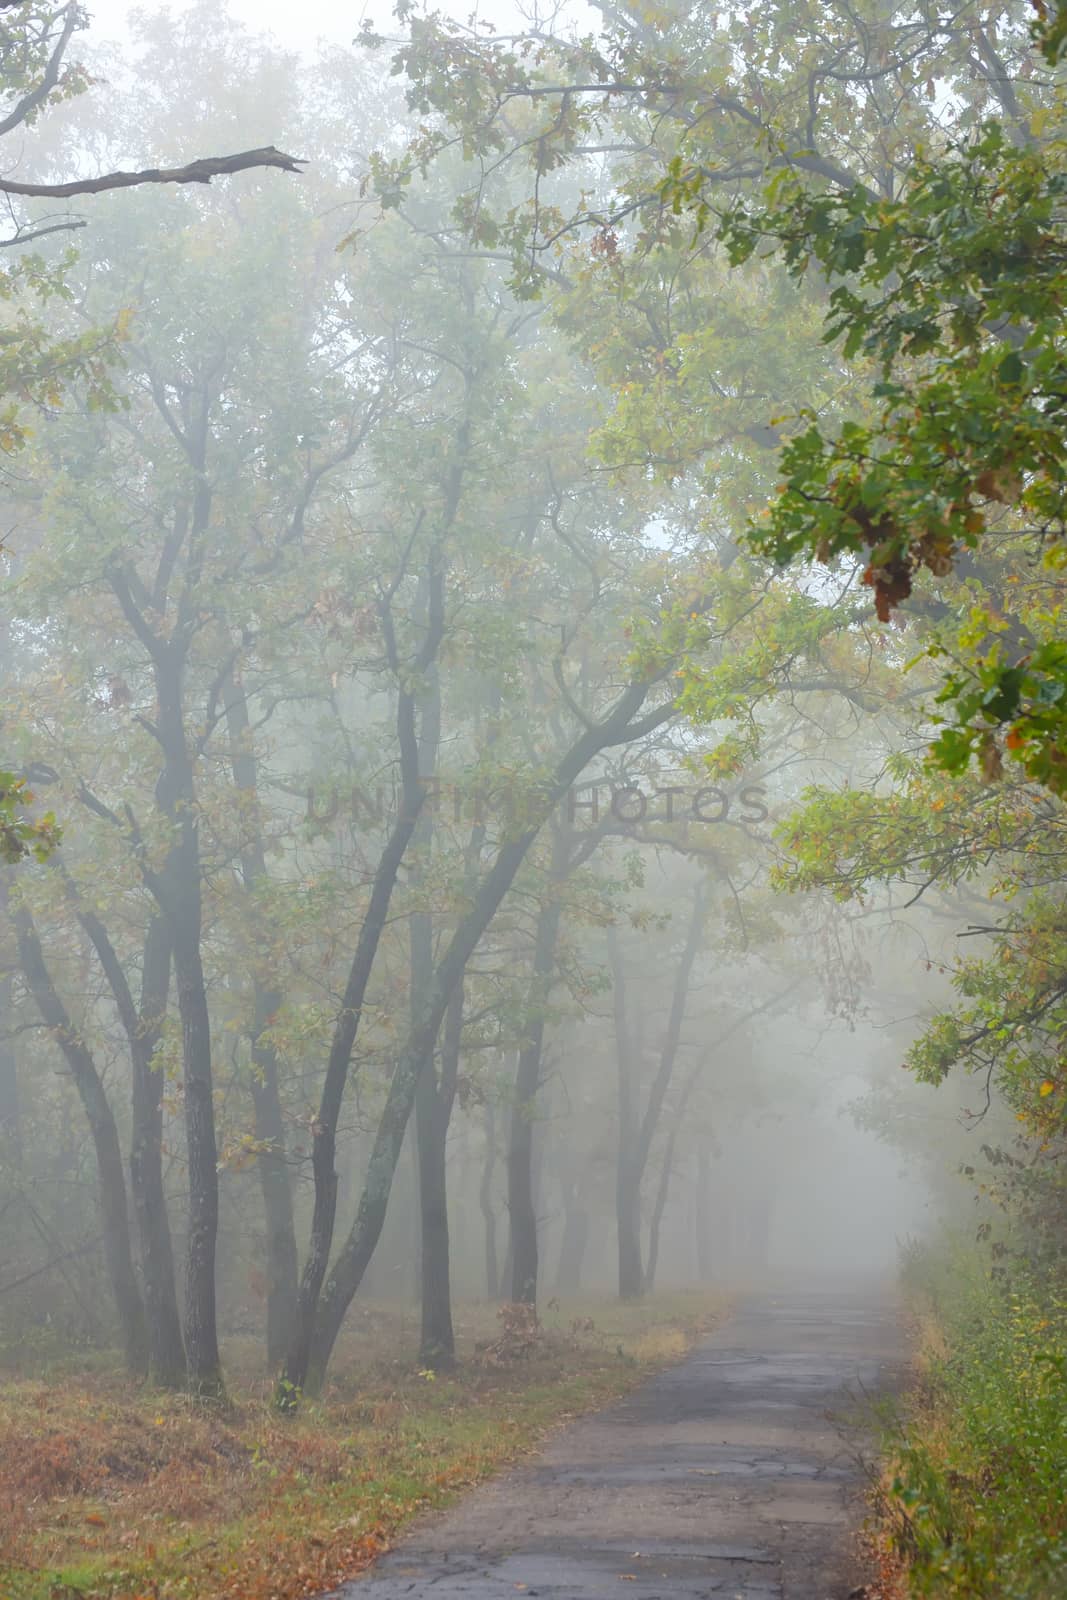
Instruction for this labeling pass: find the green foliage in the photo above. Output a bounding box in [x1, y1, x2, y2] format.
[906, 892, 1067, 1129]
[0, 252, 126, 454]
[889, 1248, 1067, 1599]
[0, 771, 59, 863]
[1034, 0, 1067, 66]
[720, 114, 1067, 790]
[370, 0, 1058, 793]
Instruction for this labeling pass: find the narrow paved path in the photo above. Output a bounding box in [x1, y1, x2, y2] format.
[335, 1289, 907, 1600]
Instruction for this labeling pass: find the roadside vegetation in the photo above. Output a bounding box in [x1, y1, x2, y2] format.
[871, 1248, 1067, 1600]
[0, 1292, 725, 1600]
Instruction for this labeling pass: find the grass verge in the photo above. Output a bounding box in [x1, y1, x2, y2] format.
[0, 1290, 727, 1600]
[869, 1249, 1067, 1600]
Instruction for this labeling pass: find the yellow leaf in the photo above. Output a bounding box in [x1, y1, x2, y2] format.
[1039, 1080, 1055, 1097]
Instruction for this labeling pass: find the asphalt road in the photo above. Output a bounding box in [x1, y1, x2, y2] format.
[332, 1289, 907, 1600]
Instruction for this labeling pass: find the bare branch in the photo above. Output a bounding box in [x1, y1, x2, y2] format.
[0, 145, 305, 200]
[0, 216, 86, 247]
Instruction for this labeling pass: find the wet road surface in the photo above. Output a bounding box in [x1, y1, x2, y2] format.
[333, 1289, 907, 1600]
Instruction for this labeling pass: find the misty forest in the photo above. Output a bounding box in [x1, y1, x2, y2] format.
[0, 0, 1065, 1596]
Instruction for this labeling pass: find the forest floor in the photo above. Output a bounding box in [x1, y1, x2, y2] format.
[0, 1290, 727, 1600]
[329, 1287, 909, 1600]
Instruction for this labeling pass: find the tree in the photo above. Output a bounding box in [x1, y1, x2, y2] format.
[719, 116, 1067, 793]
[607, 877, 706, 1297]
[0, 2, 301, 880]
[0, 4, 300, 233]
[777, 755, 1067, 1135]
[504, 814, 618, 1308]
[10, 897, 149, 1371]
[0, 1, 301, 435]
[3, 21, 375, 1391]
[371, 0, 1051, 792]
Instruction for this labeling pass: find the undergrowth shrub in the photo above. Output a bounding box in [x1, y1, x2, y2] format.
[887, 1248, 1067, 1599]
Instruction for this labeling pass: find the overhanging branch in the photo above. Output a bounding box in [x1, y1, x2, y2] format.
[0, 145, 305, 200]
[0, 217, 86, 247]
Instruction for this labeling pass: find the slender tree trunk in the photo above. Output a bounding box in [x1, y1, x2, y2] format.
[249, 1005, 298, 1366]
[156, 683, 222, 1392]
[129, 916, 186, 1386]
[169, 902, 222, 1394]
[71, 896, 185, 1386]
[695, 1147, 714, 1282]
[119, 555, 224, 1395]
[0, 973, 17, 1161]
[222, 662, 298, 1367]
[281, 480, 455, 1406]
[415, 983, 461, 1367]
[279, 715, 430, 1401]
[480, 1098, 499, 1299]
[13, 906, 148, 1375]
[643, 1122, 679, 1295]
[299, 677, 680, 1397]
[608, 883, 706, 1301]
[406, 1123, 421, 1305]
[608, 925, 644, 1299]
[616, 1161, 644, 1299]
[508, 820, 573, 1307]
[555, 1170, 589, 1295]
[506, 1034, 543, 1305]
[408, 641, 457, 1368]
[0, 876, 19, 1163]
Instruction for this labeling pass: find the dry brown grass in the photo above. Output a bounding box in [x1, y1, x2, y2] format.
[0, 1290, 727, 1600]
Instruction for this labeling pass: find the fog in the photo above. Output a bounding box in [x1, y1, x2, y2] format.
[0, 0, 1023, 1401]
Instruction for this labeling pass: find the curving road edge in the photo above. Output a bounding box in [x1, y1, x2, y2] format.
[332, 1288, 909, 1600]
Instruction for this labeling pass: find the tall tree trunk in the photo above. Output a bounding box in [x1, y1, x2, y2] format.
[73, 899, 185, 1386]
[415, 982, 461, 1367]
[76, 899, 185, 1386]
[299, 676, 680, 1397]
[0, 873, 19, 1165]
[223, 663, 298, 1368]
[153, 639, 222, 1396]
[480, 1098, 499, 1299]
[112, 480, 225, 1395]
[507, 818, 598, 1308]
[407, 638, 457, 1368]
[249, 1001, 298, 1366]
[695, 1147, 714, 1282]
[506, 1030, 539, 1303]
[507, 894, 563, 1306]
[506, 1079, 537, 1303]
[643, 1122, 679, 1294]
[280, 796, 423, 1402]
[13, 906, 148, 1375]
[608, 925, 644, 1299]
[0, 971, 18, 1162]
[405, 1123, 421, 1305]
[608, 882, 706, 1300]
[281, 453, 462, 1404]
[555, 1168, 589, 1295]
[616, 1161, 644, 1299]
[170, 899, 222, 1394]
[129, 917, 186, 1385]
[280, 639, 442, 1401]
